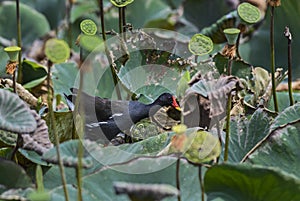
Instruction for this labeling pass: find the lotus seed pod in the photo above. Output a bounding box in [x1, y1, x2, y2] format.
[80, 19, 97, 35]
[110, 0, 134, 7]
[45, 39, 70, 63]
[4, 46, 21, 62]
[237, 2, 261, 25]
[223, 28, 240, 45]
[188, 34, 213, 56]
[267, 0, 281, 7]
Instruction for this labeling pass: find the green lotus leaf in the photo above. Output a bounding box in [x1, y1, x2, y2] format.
[110, 0, 134, 7]
[213, 52, 252, 79]
[0, 89, 37, 134]
[42, 140, 101, 169]
[21, 59, 48, 89]
[228, 108, 273, 162]
[0, 130, 17, 146]
[80, 19, 97, 35]
[0, 158, 33, 194]
[237, 2, 261, 24]
[205, 163, 300, 201]
[0, 2, 50, 47]
[188, 34, 213, 56]
[45, 38, 70, 63]
[47, 157, 202, 200]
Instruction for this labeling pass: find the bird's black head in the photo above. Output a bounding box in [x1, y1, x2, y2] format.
[154, 93, 181, 111]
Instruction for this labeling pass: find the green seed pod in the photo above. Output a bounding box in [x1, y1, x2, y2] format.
[110, 0, 134, 7]
[45, 39, 70, 63]
[223, 28, 241, 45]
[188, 34, 213, 56]
[237, 2, 261, 24]
[80, 19, 97, 35]
[4, 46, 21, 62]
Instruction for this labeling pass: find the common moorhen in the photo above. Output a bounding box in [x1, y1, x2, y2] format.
[65, 89, 181, 141]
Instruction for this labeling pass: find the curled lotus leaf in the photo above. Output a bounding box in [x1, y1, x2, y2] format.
[21, 110, 53, 155]
[183, 76, 244, 129]
[114, 182, 179, 200]
[0, 89, 37, 134]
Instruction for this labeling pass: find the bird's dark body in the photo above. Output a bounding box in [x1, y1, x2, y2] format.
[66, 89, 180, 141]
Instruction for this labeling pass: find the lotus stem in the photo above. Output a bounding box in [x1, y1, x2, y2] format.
[99, 0, 106, 41]
[199, 165, 205, 201]
[118, 6, 127, 40]
[235, 32, 241, 59]
[16, 0, 22, 84]
[12, 72, 17, 93]
[224, 94, 232, 162]
[98, 0, 122, 100]
[74, 58, 85, 201]
[76, 72, 84, 201]
[216, 119, 221, 164]
[119, 7, 123, 34]
[47, 61, 69, 201]
[224, 59, 233, 162]
[222, 28, 237, 162]
[66, 0, 73, 48]
[270, 6, 278, 112]
[10, 134, 22, 161]
[121, 6, 126, 39]
[194, 55, 198, 63]
[176, 158, 181, 201]
[284, 26, 294, 106]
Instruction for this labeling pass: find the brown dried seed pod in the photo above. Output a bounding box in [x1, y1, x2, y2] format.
[6, 61, 18, 75]
[267, 0, 281, 7]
